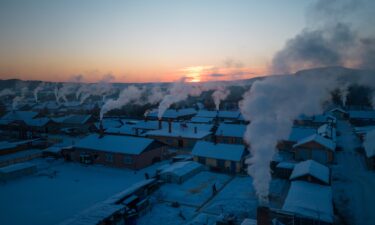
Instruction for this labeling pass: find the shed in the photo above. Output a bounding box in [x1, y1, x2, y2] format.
[159, 161, 205, 184]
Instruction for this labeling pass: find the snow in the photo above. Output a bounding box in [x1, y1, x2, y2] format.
[282, 181, 333, 223]
[217, 110, 240, 119]
[105, 125, 137, 136]
[363, 129, 375, 158]
[276, 161, 296, 169]
[190, 116, 214, 123]
[158, 171, 231, 206]
[0, 158, 167, 225]
[192, 141, 245, 162]
[201, 176, 257, 219]
[160, 161, 204, 177]
[195, 110, 217, 118]
[0, 162, 36, 173]
[146, 124, 211, 139]
[216, 123, 246, 138]
[148, 108, 197, 119]
[293, 134, 336, 151]
[289, 160, 330, 184]
[287, 126, 317, 142]
[0, 149, 41, 165]
[332, 120, 375, 225]
[75, 134, 154, 155]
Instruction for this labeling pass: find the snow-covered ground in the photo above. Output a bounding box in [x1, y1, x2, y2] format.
[0, 158, 167, 225]
[332, 120, 375, 225]
[158, 171, 231, 207]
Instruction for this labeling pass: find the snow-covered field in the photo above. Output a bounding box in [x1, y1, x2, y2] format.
[158, 171, 231, 206]
[0, 158, 166, 225]
[332, 120, 375, 225]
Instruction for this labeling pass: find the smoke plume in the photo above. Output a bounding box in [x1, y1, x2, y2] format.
[212, 87, 230, 110]
[34, 82, 45, 102]
[0, 88, 15, 97]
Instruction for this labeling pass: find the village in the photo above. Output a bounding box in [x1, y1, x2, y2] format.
[0, 86, 375, 225]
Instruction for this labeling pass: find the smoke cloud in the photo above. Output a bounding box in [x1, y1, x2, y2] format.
[240, 74, 337, 203]
[0, 88, 15, 97]
[271, 0, 375, 74]
[212, 87, 230, 110]
[34, 82, 45, 102]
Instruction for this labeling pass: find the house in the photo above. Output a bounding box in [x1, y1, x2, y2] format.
[215, 123, 246, 145]
[56, 114, 96, 134]
[282, 181, 333, 224]
[328, 107, 348, 119]
[277, 126, 317, 151]
[293, 134, 336, 164]
[348, 110, 375, 126]
[217, 110, 241, 122]
[190, 116, 214, 124]
[69, 134, 166, 169]
[146, 108, 197, 121]
[0, 139, 37, 156]
[294, 114, 336, 128]
[158, 161, 205, 184]
[145, 121, 212, 150]
[317, 123, 336, 141]
[192, 141, 246, 173]
[289, 160, 330, 185]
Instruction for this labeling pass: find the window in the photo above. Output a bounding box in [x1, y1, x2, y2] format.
[124, 156, 133, 164]
[105, 153, 113, 163]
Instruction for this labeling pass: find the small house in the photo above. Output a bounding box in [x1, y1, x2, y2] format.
[192, 141, 246, 173]
[145, 121, 212, 150]
[289, 160, 330, 185]
[282, 181, 333, 225]
[71, 134, 166, 169]
[159, 161, 205, 184]
[293, 134, 336, 164]
[215, 123, 246, 145]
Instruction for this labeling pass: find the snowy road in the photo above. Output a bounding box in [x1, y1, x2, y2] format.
[332, 120, 375, 225]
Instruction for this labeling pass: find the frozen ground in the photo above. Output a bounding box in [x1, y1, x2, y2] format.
[158, 171, 231, 207]
[0, 158, 166, 225]
[332, 120, 375, 225]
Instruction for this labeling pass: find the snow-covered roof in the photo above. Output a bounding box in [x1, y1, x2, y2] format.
[94, 118, 123, 130]
[216, 123, 246, 138]
[288, 127, 317, 142]
[290, 160, 330, 184]
[348, 110, 375, 119]
[190, 116, 214, 123]
[282, 181, 333, 223]
[62, 114, 93, 125]
[24, 117, 51, 127]
[293, 134, 336, 151]
[145, 123, 212, 139]
[160, 161, 203, 177]
[105, 125, 137, 136]
[196, 110, 218, 118]
[192, 141, 245, 161]
[317, 124, 336, 141]
[364, 130, 375, 158]
[147, 108, 197, 119]
[217, 110, 240, 119]
[75, 134, 155, 155]
[329, 107, 347, 114]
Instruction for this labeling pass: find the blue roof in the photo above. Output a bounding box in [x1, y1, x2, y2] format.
[216, 123, 246, 138]
[75, 134, 155, 155]
[192, 141, 245, 161]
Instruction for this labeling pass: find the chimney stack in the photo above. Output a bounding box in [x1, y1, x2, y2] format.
[257, 206, 270, 225]
[158, 119, 162, 130]
[168, 119, 172, 133]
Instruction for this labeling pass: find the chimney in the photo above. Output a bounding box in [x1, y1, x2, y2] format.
[194, 126, 197, 134]
[257, 206, 270, 225]
[158, 119, 162, 129]
[168, 119, 172, 133]
[99, 121, 104, 138]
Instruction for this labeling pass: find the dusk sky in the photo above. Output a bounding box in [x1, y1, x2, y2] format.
[0, 0, 311, 83]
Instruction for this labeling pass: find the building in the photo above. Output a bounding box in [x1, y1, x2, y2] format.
[158, 161, 205, 184]
[145, 121, 212, 150]
[289, 160, 330, 185]
[294, 114, 336, 128]
[328, 107, 348, 120]
[215, 123, 246, 145]
[69, 134, 166, 170]
[293, 134, 336, 164]
[348, 110, 375, 126]
[192, 141, 246, 173]
[146, 108, 197, 121]
[281, 181, 333, 224]
[55, 114, 96, 134]
[274, 161, 296, 179]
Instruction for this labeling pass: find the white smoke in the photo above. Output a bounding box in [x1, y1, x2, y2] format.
[212, 87, 230, 110]
[340, 84, 349, 107]
[240, 74, 336, 203]
[100, 85, 143, 120]
[76, 74, 115, 104]
[33, 82, 45, 102]
[12, 87, 28, 110]
[55, 75, 83, 103]
[0, 88, 15, 97]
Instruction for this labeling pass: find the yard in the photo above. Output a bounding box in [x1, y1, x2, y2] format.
[0, 158, 166, 225]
